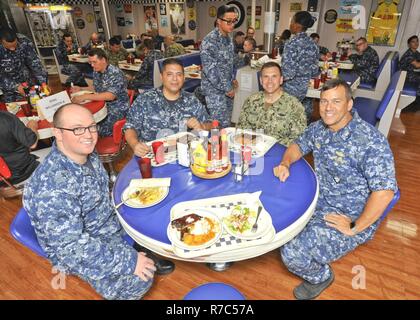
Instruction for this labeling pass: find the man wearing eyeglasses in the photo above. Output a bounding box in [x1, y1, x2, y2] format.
[200, 5, 247, 128]
[349, 37, 379, 83]
[273, 79, 397, 300]
[71, 48, 129, 137]
[23, 103, 156, 300]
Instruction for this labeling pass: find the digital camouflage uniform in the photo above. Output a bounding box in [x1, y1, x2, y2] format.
[164, 43, 186, 58]
[55, 40, 87, 86]
[399, 48, 420, 96]
[237, 91, 307, 147]
[201, 28, 246, 128]
[129, 49, 163, 89]
[281, 111, 397, 284]
[0, 33, 47, 102]
[349, 46, 379, 83]
[105, 47, 129, 67]
[282, 32, 319, 120]
[93, 64, 129, 136]
[23, 143, 153, 300]
[124, 87, 210, 142]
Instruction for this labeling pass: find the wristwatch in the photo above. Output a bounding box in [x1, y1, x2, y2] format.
[349, 221, 358, 234]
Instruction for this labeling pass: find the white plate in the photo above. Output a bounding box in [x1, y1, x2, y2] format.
[222, 205, 272, 240]
[121, 186, 169, 208]
[167, 209, 223, 251]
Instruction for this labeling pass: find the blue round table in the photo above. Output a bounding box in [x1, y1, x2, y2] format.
[113, 143, 318, 262]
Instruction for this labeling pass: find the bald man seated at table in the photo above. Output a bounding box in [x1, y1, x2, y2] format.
[124, 58, 212, 157]
[23, 103, 156, 300]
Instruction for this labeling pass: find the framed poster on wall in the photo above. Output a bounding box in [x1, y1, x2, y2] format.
[170, 3, 185, 35]
[366, 0, 404, 46]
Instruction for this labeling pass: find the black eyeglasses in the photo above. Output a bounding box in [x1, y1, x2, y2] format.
[220, 18, 238, 25]
[56, 124, 98, 136]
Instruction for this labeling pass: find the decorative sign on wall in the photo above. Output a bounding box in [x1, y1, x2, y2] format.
[76, 18, 85, 29]
[159, 3, 166, 16]
[336, 18, 355, 33]
[306, 12, 319, 34]
[188, 20, 196, 31]
[144, 5, 157, 32]
[160, 16, 168, 28]
[324, 9, 338, 24]
[170, 3, 185, 35]
[117, 17, 125, 27]
[366, 0, 404, 46]
[209, 6, 217, 18]
[124, 4, 132, 14]
[339, 0, 360, 14]
[290, 2, 303, 12]
[86, 13, 94, 23]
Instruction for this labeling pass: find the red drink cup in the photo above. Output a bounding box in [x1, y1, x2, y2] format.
[152, 141, 165, 164]
[332, 52, 337, 61]
[314, 77, 321, 89]
[21, 104, 33, 117]
[138, 158, 152, 179]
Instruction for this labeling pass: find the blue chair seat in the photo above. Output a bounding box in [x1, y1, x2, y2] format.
[358, 81, 376, 90]
[183, 79, 201, 93]
[353, 97, 380, 126]
[402, 82, 417, 96]
[184, 283, 246, 300]
[10, 208, 135, 258]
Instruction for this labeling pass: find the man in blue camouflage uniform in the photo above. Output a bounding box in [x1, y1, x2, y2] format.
[0, 28, 47, 102]
[129, 39, 163, 90]
[274, 79, 397, 300]
[399, 35, 420, 109]
[282, 12, 319, 121]
[200, 5, 246, 128]
[349, 37, 379, 83]
[71, 48, 129, 137]
[55, 33, 88, 87]
[23, 104, 156, 300]
[125, 58, 211, 156]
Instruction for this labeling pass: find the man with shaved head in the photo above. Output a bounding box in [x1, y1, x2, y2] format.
[23, 104, 156, 300]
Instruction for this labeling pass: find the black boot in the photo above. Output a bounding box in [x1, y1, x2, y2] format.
[133, 242, 175, 275]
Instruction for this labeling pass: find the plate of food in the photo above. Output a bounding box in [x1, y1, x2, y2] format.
[121, 185, 169, 208]
[222, 204, 272, 240]
[167, 209, 223, 250]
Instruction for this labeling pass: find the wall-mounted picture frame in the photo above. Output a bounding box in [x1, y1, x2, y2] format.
[159, 4, 166, 16]
[209, 6, 217, 18]
[366, 0, 404, 46]
[324, 9, 338, 24]
[170, 3, 185, 35]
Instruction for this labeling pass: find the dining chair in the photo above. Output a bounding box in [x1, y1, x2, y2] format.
[184, 282, 246, 300]
[96, 118, 127, 185]
[0, 156, 24, 200]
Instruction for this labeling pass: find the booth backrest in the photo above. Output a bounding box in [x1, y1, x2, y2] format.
[391, 51, 400, 76]
[376, 70, 403, 120]
[375, 51, 392, 79]
[122, 39, 141, 49]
